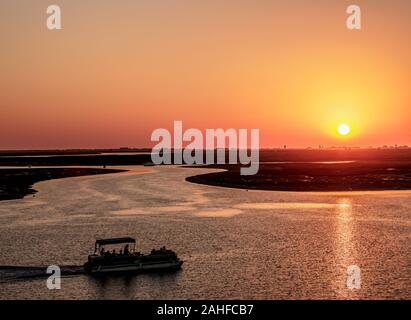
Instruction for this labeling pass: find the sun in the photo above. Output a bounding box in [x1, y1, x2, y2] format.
[338, 124, 350, 136]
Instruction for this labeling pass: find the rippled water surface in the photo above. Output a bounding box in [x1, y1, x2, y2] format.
[0, 166, 410, 299]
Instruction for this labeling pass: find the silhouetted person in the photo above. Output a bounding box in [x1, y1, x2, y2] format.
[124, 244, 130, 255]
[100, 248, 105, 256]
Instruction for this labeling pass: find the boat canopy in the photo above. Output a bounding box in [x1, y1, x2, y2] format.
[95, 237, 136, 246]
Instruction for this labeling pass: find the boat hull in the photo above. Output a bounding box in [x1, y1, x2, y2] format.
[85, 260, 183, 275]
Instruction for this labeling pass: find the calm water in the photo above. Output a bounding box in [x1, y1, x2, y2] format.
[0, 166, 409, 299]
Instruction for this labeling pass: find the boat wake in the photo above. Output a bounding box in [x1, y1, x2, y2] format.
[0, 265, 84, 282]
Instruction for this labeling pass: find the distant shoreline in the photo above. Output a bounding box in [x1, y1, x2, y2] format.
[1, 149, 411, 197]
[0, 168, 126, 201]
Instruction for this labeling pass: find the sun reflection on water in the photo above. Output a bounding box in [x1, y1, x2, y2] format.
[334, 198, 360, 298]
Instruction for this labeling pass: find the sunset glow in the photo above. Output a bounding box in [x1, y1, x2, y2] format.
[0, 1, 410, 149]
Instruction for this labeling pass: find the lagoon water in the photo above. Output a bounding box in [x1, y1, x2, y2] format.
[0, 166, 409, 299]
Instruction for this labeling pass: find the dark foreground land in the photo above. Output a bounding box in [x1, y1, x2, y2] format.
[0, 168, 126, 201]
[186, 149, 411, 192]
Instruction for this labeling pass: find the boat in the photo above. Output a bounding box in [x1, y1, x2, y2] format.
[83, 237, 183, 275]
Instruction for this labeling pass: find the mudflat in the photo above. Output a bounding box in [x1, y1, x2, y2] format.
[186, 149, 411, 192]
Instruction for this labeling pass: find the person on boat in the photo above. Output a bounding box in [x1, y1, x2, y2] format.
[119, 249, 123, 256]
[100, 247, 105, 256]
[124, 244, 130, 255]
[112, 249, 116, 256]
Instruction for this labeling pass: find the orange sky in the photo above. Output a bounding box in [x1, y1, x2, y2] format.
[0, 0, 410, 149]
